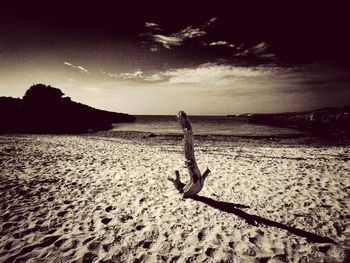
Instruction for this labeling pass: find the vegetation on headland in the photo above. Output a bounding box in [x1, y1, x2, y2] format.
[245, 106, 350, 139]
[0, 84, 135, 133]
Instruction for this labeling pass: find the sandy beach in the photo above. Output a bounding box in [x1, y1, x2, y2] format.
[0, 134, 349, 262]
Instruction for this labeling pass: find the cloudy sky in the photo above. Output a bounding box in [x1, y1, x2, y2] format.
[1, 1, 349, 115]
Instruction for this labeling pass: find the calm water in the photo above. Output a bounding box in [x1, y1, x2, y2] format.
[112, 115, 305, 137]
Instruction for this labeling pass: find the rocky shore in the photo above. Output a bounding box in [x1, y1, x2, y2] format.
[248, 106, 350, 139]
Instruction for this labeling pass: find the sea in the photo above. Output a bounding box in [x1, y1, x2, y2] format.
[112, 115, 306, 137]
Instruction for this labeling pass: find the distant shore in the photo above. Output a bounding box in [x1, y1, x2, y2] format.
[245, 106, 350, 139]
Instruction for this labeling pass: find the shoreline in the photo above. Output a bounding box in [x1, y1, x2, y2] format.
[92, 130, 350, 147]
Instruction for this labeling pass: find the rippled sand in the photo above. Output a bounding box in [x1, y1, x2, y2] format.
[0, 135, 349, 262]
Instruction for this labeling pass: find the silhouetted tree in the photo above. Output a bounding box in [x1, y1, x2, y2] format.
[23, 84, 64, 108]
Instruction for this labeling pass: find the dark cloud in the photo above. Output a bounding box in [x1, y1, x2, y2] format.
[142, 16, 277, 64]
[143, 17, 216, 50]
[231, 42, 276, 61]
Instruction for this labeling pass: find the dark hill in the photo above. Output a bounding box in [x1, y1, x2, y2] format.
[247, 106, 350, 139]
[0, 84, 135, 134]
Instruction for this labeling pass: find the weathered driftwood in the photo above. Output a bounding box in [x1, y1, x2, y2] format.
[169, 111, 210, 197]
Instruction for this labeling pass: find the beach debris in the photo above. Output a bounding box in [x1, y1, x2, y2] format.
[168, 111, 210, 197]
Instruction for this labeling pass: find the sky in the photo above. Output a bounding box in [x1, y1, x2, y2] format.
[1, 1, 350, 115]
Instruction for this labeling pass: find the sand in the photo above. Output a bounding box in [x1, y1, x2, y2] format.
[0, 134, 349, 262]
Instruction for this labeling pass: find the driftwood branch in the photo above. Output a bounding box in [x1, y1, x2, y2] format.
[169, 111, 210, 197]
[168, 170, 185, 193]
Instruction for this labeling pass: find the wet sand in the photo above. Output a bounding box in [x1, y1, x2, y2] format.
[0, 134, 349, 262]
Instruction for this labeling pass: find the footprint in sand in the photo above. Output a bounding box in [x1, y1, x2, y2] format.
[4, 240, 13, 250]
[101, 218, 112, 225]
[54, 238, 68, 248]
[57, 211, 67, 217]
[83, 252, 98, 263]
[105, 206, 113, 212]
[197, 229, 206, 241]
[138, 240, 153, 249]
[77, 221, 87, 232]
[205, 247, 216, 257]
[59, 239, 79, 252]
[119, 214, 133, 223]
[135, 224, 145, 231]
[88, 219, 95, 231]
[102, 243, 112, 252]
[83, 236, 95, 245]
[267, 254, 288, 263]
[228, 241, 235, 249]
[87, 241, 101, 251]
[1, 222, 16, 233]
[248, 230, 273, 252]
[5, 235, 60, 262]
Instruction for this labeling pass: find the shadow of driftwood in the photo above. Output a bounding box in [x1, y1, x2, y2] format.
[190, 195, 335, 244]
